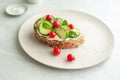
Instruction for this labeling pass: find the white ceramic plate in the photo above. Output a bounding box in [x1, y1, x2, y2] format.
[19, 10, 114, 69]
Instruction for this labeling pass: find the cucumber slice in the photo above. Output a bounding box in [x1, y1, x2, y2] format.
[36, 16, 48, 27]
[38, 23, 51, 35]
[61, 25, 70, 37]
[43, 21, 52, 30]
[36, 19, 44, 27]
[55, 27, 67, 39]
[56, 18, 63, 25]
[69, 31, 78, 38]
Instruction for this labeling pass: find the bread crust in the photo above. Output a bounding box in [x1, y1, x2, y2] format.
[34, 24, 84, 49]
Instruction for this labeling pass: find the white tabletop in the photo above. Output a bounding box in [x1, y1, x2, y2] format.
[0, 0, 120, 80]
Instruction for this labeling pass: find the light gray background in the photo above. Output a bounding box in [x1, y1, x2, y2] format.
[0, 0, 120, 80]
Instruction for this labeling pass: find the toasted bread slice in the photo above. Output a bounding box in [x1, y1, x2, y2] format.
[34, 24, 84, 49]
